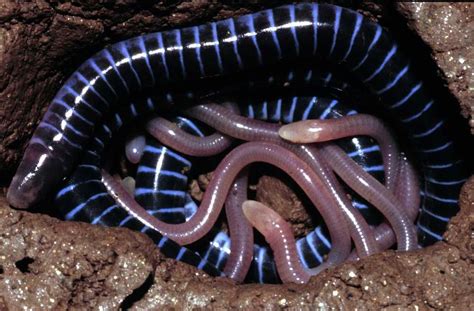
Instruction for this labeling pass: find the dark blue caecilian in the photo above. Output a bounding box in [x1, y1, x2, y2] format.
[53, 101, 224, 277]
[54, 64, 360, 283]
[10, 3, 468, 279]
[54, 91, 386, 283]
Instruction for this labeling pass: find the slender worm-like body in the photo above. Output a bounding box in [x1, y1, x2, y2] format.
[395, 157, 421, 220]
[238, 96, 386, 201]
[54, 84, 382, 282]
[184, 103, 384, 254]
[147, 117, 233, 156]
[244, 156, 419, 272]
[9, 5, 466, 247]
[222, 170, 254, 282]
[141, 95, 384, 282]
[24, 2, 465, 282]
[348, 156, 420, 260]
[134, 115, 213, 225]
[55, 90, 436, 282]
[101, 142, 353, 269]
[243, 200, 311, 284]
[319, 144, 417, 251]
[54, 109, 223, 277]
[374, 156, 420, 250]
[279, 114, 400, 189]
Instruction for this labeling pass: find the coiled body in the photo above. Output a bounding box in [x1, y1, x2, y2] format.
[53, 100, 224, 277]
[137, 95, 386, 283]
[9, 3, 468, 280]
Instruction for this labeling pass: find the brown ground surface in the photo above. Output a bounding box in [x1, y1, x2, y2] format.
[396, 2, 474, 133]
[0, 1, 472, 309]
[256, 175, 315, 238]
[0, 178, 471, 309]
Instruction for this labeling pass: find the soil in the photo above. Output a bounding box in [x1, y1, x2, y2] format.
[0, 179, 471, 309]
[256, 175, 315, 238]
[0, 1, 472, 309]
[396, 2, 474, 133]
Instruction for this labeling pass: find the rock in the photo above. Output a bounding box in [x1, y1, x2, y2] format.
[0, 196, 156, 309]
[396, 2, 474, 132]
[0, 178, 472, 309]
[256, 175, 315, 238]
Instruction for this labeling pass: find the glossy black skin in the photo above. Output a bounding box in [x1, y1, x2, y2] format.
[54, 101, 223, 277]
[55, 63, 384, 283]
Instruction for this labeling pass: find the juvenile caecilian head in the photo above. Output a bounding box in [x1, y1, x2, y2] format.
[242, 200, 281, 237]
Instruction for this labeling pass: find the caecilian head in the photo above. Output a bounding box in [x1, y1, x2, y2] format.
[7, 143, 66, 209]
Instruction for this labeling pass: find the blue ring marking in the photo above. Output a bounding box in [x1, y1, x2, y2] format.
[351, 25, 382, 71]
[192, 26, 205, 75]
[56, 179, 102, 198]
[65, 192, 109, 220]
[53, 99, 94, 127]
[156, 33, 170, 80]
[424, 191, 458, 204]
[119, 42, 142, 88]
[401, 100, 434, 123]
[413, 120, 444, 138]
[363, 45, 398, 83]
[363, 165, 384, 172]
[177, 116, 206, 137]
[143, 145, 192, 166]
[340, 13, 362, 62]
[86, 59, 118, 96]
[329, 6, 341, 56]
[273, 98, 282, 121]
[91, 204, 119, 224]
[315, 226, 332, 248]
[158, 236, 168, 248]
[176, 247, 187, 260]
[289, 5, 300, 55]
[284, 97, 298, 123]
[421, 141, 452, 153]
[319, 99, 338, 119]
[211, 22, 224, 73]
[296, 239, 310, 269]
[257, 247, 266, 284]
[302, 97, 317, 120]
[422, 208, 450, 222]
[267, 10, 282, 59]
[65, 86, 102, 115]
[306, 231, 324, 263]
[347, 145, 381, 158]
[102, 49, 130, 93]
[426, 177, 467, 185]
[389, 82, 423, 109]
[418, 223, 443, 240]
[38, 122, 82, 150]
[138, 36, 156, 84]
[311, 3, 319, 54]
[134, 188, 187, 197]
[376, 64, 409, 95]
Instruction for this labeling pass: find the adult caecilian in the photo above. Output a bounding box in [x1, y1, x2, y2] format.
[53, 100, 225, 278]
[8, 3, 467, 271]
